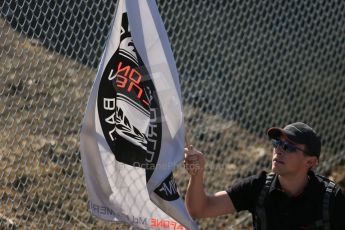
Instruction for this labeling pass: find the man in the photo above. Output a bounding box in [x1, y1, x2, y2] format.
[184, 122, 345, 230]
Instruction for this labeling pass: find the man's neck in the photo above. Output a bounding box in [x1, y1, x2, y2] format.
[278, 173, 309, 197]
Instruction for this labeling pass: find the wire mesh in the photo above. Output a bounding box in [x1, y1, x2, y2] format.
[1, 0, 345, 229]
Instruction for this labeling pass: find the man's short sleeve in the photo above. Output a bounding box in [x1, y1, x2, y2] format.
[226, 171, 267, 212]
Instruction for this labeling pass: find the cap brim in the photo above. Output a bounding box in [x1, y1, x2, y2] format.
[267, 127, 300, 144]
[267, 127, 284, 139]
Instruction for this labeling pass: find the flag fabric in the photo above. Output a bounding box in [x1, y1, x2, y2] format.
[79, 0, 197, 229]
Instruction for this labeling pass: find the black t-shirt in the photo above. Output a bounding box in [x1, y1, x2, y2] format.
[226, 171, 345, 230]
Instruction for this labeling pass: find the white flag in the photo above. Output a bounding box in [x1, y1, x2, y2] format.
[79, 0, 197, 229]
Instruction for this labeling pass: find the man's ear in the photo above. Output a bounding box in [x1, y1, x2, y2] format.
[307, 156, 318, 168]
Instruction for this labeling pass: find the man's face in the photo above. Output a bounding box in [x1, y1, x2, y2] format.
[271, 136, 311, 177]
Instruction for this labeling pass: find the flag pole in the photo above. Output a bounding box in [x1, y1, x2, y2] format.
[185, 130, 189, 148]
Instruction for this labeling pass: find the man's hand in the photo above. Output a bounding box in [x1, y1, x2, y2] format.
[184, 145, 236, 218]
[184, 145, 205, 176]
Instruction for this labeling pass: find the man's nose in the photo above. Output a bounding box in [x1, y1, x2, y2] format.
[274, 147, 284, 155]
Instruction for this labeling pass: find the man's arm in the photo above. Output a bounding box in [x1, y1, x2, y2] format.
[184, 146, 236, 218]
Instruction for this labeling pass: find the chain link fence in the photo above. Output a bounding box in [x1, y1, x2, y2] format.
[1, 0, 345, 229]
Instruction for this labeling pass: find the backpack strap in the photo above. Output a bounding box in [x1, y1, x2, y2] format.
[254, 172, 337, 230]
[254, 172, 275, 230]
[322, 180, 336, 230]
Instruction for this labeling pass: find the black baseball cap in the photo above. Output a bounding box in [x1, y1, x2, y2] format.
[267, 122, 321, 157]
